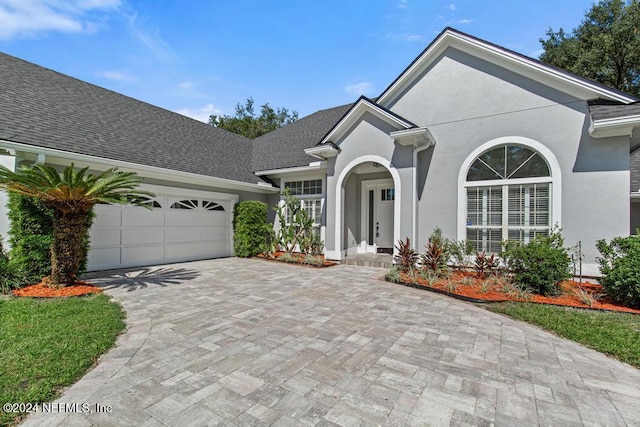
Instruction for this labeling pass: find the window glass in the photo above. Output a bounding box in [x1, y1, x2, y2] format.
[202, 200, 225, 211]
[467, 145, 549, 181]
[284, 179, 322, 196]
[170, 200, 198, 210]
[465, 144, 552, 253]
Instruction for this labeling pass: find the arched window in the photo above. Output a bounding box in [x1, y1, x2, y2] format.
[465, 144, 552, 253]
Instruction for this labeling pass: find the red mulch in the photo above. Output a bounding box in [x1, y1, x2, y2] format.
[12, 279, 102, 298]
[397, 270, 640, 315]
[256, 251, 338, 267]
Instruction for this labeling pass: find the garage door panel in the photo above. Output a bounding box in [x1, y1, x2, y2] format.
[89, 193, 235, 271]
[90, 229, 121, 246]
[166, 227, 201, 243]
[166, 212, 200, 227]
[88, 247, 121, 269]
[93, 208, 122, 227]
[201, 212, 228, 226]
[124, 209, 165, 227]
[201, 226, 228, 241]
[123, 245, 165, 264]
[123, 228, 165, 245]
[202, 243, 229, 258]
[166, 242, 201, 260]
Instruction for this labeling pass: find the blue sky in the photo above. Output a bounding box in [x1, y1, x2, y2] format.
[0, 0, 596, 121]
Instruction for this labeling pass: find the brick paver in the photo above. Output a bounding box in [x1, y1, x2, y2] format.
[22, 258, 640, 426]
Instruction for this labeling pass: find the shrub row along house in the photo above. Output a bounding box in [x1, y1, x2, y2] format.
[1, 28, 640, 275]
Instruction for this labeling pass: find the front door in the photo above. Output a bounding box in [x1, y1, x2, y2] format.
[375, 187, 394, 251]
[362, 179, 395, 253]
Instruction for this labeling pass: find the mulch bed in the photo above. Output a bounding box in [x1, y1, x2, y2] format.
[12, 280, 103, 298]
[256, 251, 338, 268]
[394, 270, 640, 315]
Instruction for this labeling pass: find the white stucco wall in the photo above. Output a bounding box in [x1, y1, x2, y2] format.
[325, 112, 414, 258]
[386, 47, 630, 273]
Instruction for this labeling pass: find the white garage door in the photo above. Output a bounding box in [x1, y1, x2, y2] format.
[87, 187, 236, 271]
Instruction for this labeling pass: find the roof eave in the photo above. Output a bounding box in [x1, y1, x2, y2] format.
[254, 162, 327, 177]
[320, 96, 415, 145]
[377, 28, 638, 107]
[389, 127, 435, 148]
[589, 115, 640, 139]
[304, 144, 340, 159]
[0, 139, 278, 194]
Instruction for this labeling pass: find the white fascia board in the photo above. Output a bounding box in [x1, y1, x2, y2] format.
[254, 162, 327, 177]
[0, 140, 278, 194]
[304, 145, 339, 159]
[589, 115, 640, 138]
[378, 30, 637, 107]
[321, 98, 413, 144]
[389, 127, 435, 147]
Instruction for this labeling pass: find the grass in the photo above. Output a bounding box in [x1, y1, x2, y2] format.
[485, 302, 640, 368]
[0, 294, 125, 426]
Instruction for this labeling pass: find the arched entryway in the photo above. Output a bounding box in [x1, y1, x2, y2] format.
[334, 155, 402, 257]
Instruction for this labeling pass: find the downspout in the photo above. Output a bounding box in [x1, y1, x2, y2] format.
[412, 144, 432, 248]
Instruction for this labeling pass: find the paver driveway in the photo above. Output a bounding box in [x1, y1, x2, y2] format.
[23, 258, 640, 426]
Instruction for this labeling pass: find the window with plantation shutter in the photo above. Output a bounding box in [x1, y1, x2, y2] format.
[465, 145, 552, 253]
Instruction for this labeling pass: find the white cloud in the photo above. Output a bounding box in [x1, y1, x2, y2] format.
[0, 0, 121, 39]
[405, 34, 426, 42]
[446, 3, 456, 11]
[397, 0, 408, 9]
[383, 33, 426, 43]
[177, 80, 194, 90]
[175, 103, 221, 123]
[345, 81, 375, 97]
[98, 70, 136, 83]
[126, 12, 177, 62]
[456, 19, 474, 25]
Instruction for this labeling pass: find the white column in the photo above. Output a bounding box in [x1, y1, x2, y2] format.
[0, 155, 17, 248]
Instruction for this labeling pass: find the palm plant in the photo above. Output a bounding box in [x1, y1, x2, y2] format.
[0, 163, 153, 287]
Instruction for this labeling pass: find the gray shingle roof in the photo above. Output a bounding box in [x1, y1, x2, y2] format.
[589, 100, 640, 121]
[0, 52, 259, 184]
[252, 103, 352, 172]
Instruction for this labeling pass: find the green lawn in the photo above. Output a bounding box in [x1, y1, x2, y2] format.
[485, 302, 640, 368]
[0, 294, 125, 426]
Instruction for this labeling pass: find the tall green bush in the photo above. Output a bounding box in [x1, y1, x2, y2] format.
[232, 201, 271, 257]
[502, 231, 571, 296]
[7, 193, 54, 286]
[596, 235, 640, 309]
[6, 193, 93, 288]
[0, 237, 12, 293]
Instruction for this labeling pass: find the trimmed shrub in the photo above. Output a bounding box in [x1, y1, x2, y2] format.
[7, 193, 54, 287]
[6, 193, 93, 288]
[0, 237, 12, 293]
[233, 201, 271, 257]
[596, 235, 640, 308]
[502, 231, 571, 296]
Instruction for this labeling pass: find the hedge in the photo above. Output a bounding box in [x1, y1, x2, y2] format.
[232, 201, 271, 257]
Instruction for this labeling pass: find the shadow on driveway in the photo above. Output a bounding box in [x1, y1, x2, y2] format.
[83, 266, 201, 292]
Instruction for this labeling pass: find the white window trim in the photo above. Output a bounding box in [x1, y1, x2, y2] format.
[280, 176, 326, 243]
[457, 136, 561, 243]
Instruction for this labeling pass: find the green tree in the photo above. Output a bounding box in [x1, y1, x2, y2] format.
[0, 164, 153, 287]
[539, 0, 640, 97]
[209, 97, 298, 138]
